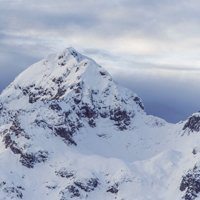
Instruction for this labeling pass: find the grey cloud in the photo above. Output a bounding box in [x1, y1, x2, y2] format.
[1, 0, 200, 37]
[0, 0, 200, 122]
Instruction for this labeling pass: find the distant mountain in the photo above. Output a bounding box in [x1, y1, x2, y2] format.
[0, 47, 200, 200]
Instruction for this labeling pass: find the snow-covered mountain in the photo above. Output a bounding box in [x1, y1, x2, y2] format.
[0, 47, 200, 200]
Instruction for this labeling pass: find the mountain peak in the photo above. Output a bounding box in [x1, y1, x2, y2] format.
[1, 47, 105, 100]
[1, 48, 144, 131]
[1, 47, 199, 200]
[55, 47, 85, 63]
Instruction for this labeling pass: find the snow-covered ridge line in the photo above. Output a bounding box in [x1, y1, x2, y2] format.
[0, 47, 200, 200]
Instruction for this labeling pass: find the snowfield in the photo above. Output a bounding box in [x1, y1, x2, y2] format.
[0, 47, 200, 200]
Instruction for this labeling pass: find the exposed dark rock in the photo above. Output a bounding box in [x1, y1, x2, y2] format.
[75, 67, 80, 72]
[74, 82, 83, 94]
[64, 111, 71, 118]
[10, 144, 22, 155]
[134, 96, 144, 110]
[58, 55, 63, 59]
[54, 87, 66, 100]
[100, 112, 109, 118]
[3, 133, 13, 149]
[99, 71, 106, 76]
[68, 48, 82, 62]
[49, 103, 62, 111]
[34, 119, 53, 130]
[3, 130, 24, 156]
[22, 88, 29, 95]
[60, 61, 66, 66]
[73, 97, 81, 104]
[0, 180, 24, 199]
[88, 119, 96, 127]
[0, 181, 6, 188]
[52, 77, 63, 85]
[80, 105, 97, 119]
[107, 183, 119, 194]
[74, 178, 99, 192]
[55, 127, 77, 146]
[60, 185, 81, 199]
[46, 185, 57, 190]
[3, 186, 24, 199]
[192, 147, 200, 155]
[70, 50, 78, 58]
[19, 84, 54, 103]
[29, 93, 40, 103]
[55, 168, 74, 178]
[180, 165, 200, 200]
[20, 151, 48, 168]
[3, 127, 48, 168]
[10, 120, 26, 137]
[110, 108, 131, 130]
[3, 117, 30, 140]
[2, 122, 26, 156]
[183, 114, 200, 132]
[0, 103, 3, 111]
[20, 153, 36, 168]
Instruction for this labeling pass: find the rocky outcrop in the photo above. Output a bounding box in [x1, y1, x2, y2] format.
[180, 164, 200, 200]
[0, 181, 24, 199]
[183, 113, 200, 132]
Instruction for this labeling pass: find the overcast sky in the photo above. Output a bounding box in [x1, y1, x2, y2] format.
[1, 0, 200, 122]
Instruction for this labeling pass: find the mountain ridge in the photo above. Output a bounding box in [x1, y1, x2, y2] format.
[0, 47, 199, 200]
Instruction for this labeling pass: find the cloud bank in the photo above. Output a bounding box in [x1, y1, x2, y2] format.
[0, 0, 200, 122]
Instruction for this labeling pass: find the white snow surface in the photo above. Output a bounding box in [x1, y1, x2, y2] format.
[0, 47, 199, 200]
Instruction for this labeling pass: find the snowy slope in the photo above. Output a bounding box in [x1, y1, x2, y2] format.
[0, 47, 200, 200]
